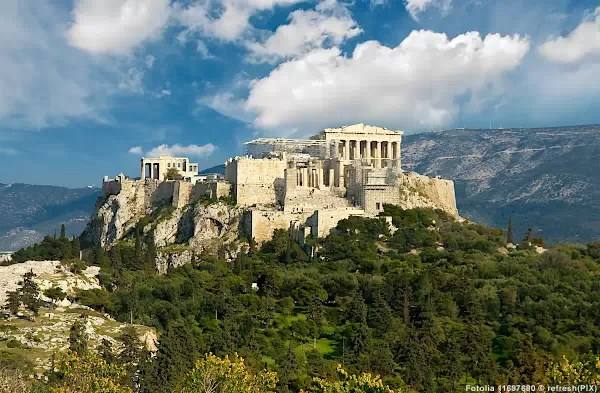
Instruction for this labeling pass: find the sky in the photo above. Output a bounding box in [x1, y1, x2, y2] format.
[0, 0, 599, 187]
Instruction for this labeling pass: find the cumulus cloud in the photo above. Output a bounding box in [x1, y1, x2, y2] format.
[173, 0, 306, 42]
[244, 30, 530, 133]
[146, 143, 218, 157]
[246, 0, 362, 63]
[405, 0, 452, 21]
[66, 0, 171, 55]
[128, 146, 143, 154]
[0, 0, 115, 129]
[539, 7, 600, 64]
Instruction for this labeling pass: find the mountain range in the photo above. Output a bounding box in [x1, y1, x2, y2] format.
[402, 124, 600, 243]
[0, 184, 100, 251]
[1, 124, 598, 251]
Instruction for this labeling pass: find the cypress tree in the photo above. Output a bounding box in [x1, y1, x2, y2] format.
[69, 317, 89, 355]
[60, 224, 66, 239]
[144, 231, 157, 273]
[507, 217, 514, 244]
[71, 236, 81, 260]
[134, 225, 143, 268]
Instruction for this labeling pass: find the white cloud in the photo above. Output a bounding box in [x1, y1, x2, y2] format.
[196, 40, 218, 59]
[119, 68, 146, 93]
[128, 146, 143, 154]
[199, 92, 255, 123]
[173, 0, 307, 42]
[405, 0, 452, 21]
[244, 30, 530, 133]
[66, 0, 171, 55]
[145, 55, 156, 68]
[246, 0, 362, 63]
[146, 143, 218, 157]
[0, 0, 116, 129]
[539, 7, 600, 64]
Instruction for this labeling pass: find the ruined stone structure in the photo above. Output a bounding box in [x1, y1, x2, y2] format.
[88, 123, 459, 273]
[141, 154, 199, 181]
[225, 123, 458, 242]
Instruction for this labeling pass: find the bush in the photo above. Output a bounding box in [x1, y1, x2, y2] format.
[6, 339, 22, 349]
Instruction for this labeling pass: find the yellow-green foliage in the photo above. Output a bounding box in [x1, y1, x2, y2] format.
[546, 354, 600, 385]
[49, 351, 132, 393]
[181, 352, 278, 393]
[301, 365, 399, 393]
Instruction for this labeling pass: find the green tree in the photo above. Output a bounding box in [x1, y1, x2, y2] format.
[68, 317, 89, 356]
[5, 290, 20, 315]
[99, 339, 116, 364]
[165, 167, 181, 180]
[60, 224, 66, 239]
[21, 270, 40, 317]
[44, 286, 67, 303]
[71, 236, 81, 259]
[144, 231, 157, 273]
[145, 322, 199, 393]
[507, 217, 514, 244]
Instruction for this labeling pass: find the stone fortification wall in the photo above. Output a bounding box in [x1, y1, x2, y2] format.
[173, 181, 193, 209]
[363, 185, 401, 215]
[225, 156, 287, 206]
[398, 172, 459, 217]
[191, 182, 232, 202]
[284, 188, 351, 213]
[306, 208, 366, 238]
[243, 210, 313, 244]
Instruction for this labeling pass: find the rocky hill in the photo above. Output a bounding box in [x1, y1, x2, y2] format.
[0, 261, 157, 372]
[403, 124, 600, 243]
[0, 184, 100, 251]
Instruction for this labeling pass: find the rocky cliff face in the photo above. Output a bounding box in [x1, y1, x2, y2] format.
[82, 178, 246, 273]
[403, 125, 600, 242]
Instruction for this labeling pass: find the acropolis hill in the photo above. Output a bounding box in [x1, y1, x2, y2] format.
[82, 123, 459, 273]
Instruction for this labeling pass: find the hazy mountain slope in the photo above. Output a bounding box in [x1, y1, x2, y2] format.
[0, 184, 100, 251]
[403, 125, 600, 243]
[200, 164, 225, 174]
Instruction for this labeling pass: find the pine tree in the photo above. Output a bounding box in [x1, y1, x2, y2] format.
[118, 325, 143, 388]
[21, 270, 40, 316]
[146, 322, 199, 393]
[94, 243, 111, 269]
[507, 217, 514, 244]
[60, 224, 66, 239]
[69, 317, 89, 356]
[5, 290, 20, 315]
[368, 292, 392, 336]
[99, 338, 116, 364]
[278, 341, 300, 393]
[344, 291, 367, 324]
[71, 236, 81, 259]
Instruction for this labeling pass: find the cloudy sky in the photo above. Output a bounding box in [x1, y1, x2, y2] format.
[0, 0, 599, 187]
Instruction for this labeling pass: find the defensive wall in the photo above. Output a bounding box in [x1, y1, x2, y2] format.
[225, 155, 287, 206]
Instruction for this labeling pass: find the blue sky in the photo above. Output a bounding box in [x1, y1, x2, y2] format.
[0, 0, 599, 187]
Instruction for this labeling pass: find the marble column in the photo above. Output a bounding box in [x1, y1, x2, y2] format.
[375, 142, 381, 169]
[343, 140, 349, 161]
[329, 168, 334, 187]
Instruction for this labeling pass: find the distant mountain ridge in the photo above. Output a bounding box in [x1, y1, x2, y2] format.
[0, 183, 100, 251]
[403, 124, 600, 243]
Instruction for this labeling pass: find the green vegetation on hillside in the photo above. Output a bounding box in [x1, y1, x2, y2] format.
[6, 206, 600, 392]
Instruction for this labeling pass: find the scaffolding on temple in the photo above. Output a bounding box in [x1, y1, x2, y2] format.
[243, 138, 331, 159]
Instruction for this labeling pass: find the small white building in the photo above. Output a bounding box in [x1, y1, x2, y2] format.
[141, 154, 199, 181]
